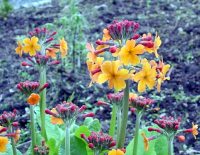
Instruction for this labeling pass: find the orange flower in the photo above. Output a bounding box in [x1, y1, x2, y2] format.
[15, 41, 23, 57]
[86, 43, 97, 62]
[14, 129, 20, 143]
[0, 136, 8, 152]
[191, 123, 198, 139]
[23, 36, 41, 56]
[27, 93, 40, 105]
[103, 28, 111, 41]
[46, 48, 59, 59]
[60, 38, 68, 58]
[87, 57, 104, 86]
[50, 108, 64, 125]
[141, 132, 149, 151]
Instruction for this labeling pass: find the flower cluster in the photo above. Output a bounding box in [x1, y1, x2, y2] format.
[34, 140, 49, 155]
[154, 116, 181, 132]
[129, 96, 154, 112]
[143, 116, 199, 151]
[17, 81, 48, 105]
[15, 27, 68, 67]
[86, 20, 170, 92]
[0, 111, 20, 152]
[81, 131, 116, 153]
[45, 101, 93, 126]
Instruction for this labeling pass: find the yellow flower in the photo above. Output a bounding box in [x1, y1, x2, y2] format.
[23, 36, 41, 56]
[97, 60, 129, 91]
[46, 48, 59, 59]
[119, 40, 144, 65]
[60, 38, 68, 58]
[0, 136, 8, 152]
[27, 93, 40, 105]
[108, 149, 124, 155]
[141, 132, 149, 151]
[143, 33, 161, 58]
[50, 108, 64, 125]
[129, 93, 138, 99]
[15, 41, 23, 57]
[133, 59, 157, 92]
[151, 60, 170, 92]
[192, 123, 198, 139]
[87, 57, 104, 86]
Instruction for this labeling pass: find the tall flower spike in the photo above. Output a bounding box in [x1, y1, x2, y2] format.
[81, 131, 116, 154]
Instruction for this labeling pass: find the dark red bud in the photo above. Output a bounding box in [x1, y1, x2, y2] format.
[88, 143, 94, 149]
[109, 46, 117, 53]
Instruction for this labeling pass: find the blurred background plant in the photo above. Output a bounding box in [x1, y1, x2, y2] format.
[0, 0, 13, 19]
[45, 0, 88, 72]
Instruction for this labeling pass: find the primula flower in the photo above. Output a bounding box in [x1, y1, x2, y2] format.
[15, 41, 23, 57]
[0, 136, 8, 152]
[49, 108, 64, 125]
[23, 36, 41, 56]
[59, 38, 68, 58]
[133, 59, 157, 92]
[102, 28, 111, 41]
[97, 60, 130, 91]
[143, 33, 161, 58]
[184, 123, 198, 139]
[46, 48, 59, 59]
[151, 60, 171, 92]
[108, 149, 125, 155]
[27, 93, 40, 105]
[87, 57, 104, 86]
[119, 40, 144, 65]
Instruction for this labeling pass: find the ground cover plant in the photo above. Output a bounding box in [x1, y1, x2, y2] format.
[0, 0, 199, 155]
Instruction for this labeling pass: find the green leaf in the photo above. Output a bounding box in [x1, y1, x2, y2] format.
[125, 128, 156, 155]
[47, 138, 60, 155]
[154, 136, 168, 155]
[83, 117, 101, 132]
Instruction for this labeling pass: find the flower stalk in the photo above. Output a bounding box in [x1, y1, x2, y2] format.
[30, 105, 36, 155]
[39, 67, 47, 141]
[168, 136, 174, 155]
[109, 104, 117, 137]
[65, 125, 71, 155]
[132, 111, 142, 155]
[118, 80, 129, 148]
[116, 107, 122, 146]
[9, 127, 17, 155]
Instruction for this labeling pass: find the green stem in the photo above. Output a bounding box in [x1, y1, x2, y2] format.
[39, 67, 47, 140]
[109, 104, 117, 137]
[65, 126, 71, 155]
[117, 80, 129, 148]
[8, 127, 17, 155]
[30, 105, 36, 155]
[132, 112, 142, 155]
[116, 107, 122, 146]
[168, 136, 174, 155]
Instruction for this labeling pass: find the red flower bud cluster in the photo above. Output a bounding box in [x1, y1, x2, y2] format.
[34, 140, 49, 155]
[45, 102, 88, 125]
[29, 27, 56, 45]
[17, 81, 48, 95]
[129, 96, 154, 111]
[0, 110, 17, 127]
[81, 131, 116, 153]
[154, 116, 181, 131]
[107, 92, 124, 103]
[107, 20, 139, 40]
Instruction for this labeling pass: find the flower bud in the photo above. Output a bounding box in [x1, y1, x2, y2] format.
[109, 46, 117, 53]
[177, 135, 185, 142]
